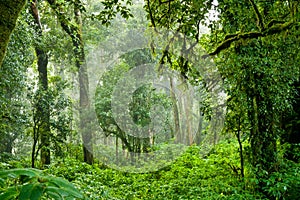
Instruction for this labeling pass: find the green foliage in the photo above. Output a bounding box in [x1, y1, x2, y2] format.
[254, 159, 300, 200]
[27, 74, 73, 160]
[0, 0, 27, 66]
[253, 142, 300, 200]
[144, 1, 300, 198]
[95, 61, 130, 136]
[0, 168, 84, 200]
[47, 142, 268, 199]
[1, 140, 298, 199]
[89, 0, 133, 25]
[95, 56, 173, 156]
[1, 1, 299, 199]
[144, 0, 213, 37]
[0, 11, 34, 155]
[46, 159, 110, 199]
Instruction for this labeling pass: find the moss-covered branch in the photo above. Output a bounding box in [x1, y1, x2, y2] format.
[263, 20, 294, 35]
[203, 21, 298, 59]
[0, 0, 27, 67]
[202, 32, 262, 59]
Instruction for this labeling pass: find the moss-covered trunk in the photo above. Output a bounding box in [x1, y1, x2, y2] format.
[30, 0, 51, 167]
[0, 0, 26, 67]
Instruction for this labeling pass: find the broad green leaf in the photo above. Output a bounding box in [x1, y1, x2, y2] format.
[30, 184, 44, 200]
[0, 186, 19, 200]
[45, 190, 63, 200]
[45, 186, 68, 197]
[47, 177, 83, 198]
[0, 168, 41, 179]
[59, 187, 83, 198]
[19, 183, 35, 200]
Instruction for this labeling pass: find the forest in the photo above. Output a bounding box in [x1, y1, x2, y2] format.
[0, 0, 299, 199]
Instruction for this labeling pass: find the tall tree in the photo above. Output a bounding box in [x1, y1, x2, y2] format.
[46, 0, 93, 164]
[46, 0, 132, 164]
[30, 0, 51, 167]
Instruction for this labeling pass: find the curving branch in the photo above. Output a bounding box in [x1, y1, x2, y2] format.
[202, 21, 297, 59]
[263, 20, 294, 35]
[46, 0, 78, 40]
[146, 0, 156, 28]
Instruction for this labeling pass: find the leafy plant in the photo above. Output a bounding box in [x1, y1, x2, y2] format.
[0, 168, 84, 200]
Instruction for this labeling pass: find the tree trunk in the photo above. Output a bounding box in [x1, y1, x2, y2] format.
[74, 6, 93, 164]
[236, 117, 244, 178]
[169, 76, 180, 141]
[195, 107, 203, 145]
[116, 136, 119, 164]
[37, 52, 50, 166]
[184, 92, 193, 145]
[31, 120, 38, 168]
[248, 90, 277, 198]
[78, 58, 93, 164]
[30, 1, 51, 166]
[0, 0, 26, 66]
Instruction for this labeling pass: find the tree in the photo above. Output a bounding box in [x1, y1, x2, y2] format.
[211, 2, 299, 196]
[95, 54, 173, 160]
[29, 74, 73, 168]
[30, 0, 51, 166]
[46, 0, 133, 164]
[144, 0, 300, 197]
[0, 0, 27, 66]
[44, 0, 93, 164]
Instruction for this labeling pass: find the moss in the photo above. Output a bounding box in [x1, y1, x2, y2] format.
[203, 20, 295, 59]
[263, 21, 294, 35]
[0, 0, 27, 67]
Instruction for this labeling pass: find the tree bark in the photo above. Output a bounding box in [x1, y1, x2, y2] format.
[195, 106, 203, 145]
[0, 0, 26, 66]
[170, 76, 180, 142]
[30, 0, 51, 166]
[184, 92, 193, 145]
[236, 117, 244, 178]
[247, 73, 277, 197]
[74, 5, 93, 164]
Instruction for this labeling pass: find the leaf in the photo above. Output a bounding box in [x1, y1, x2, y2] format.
[45, 187, 63, 200]
[47, 177, 83, 198]
[45, 186, 68, 197]
[0, 186, 19, 200]
[0, 168, 41, 179]
[0, 178, 5, 187]
[19, 183, 35, 200]
[30, 184, 44, 200]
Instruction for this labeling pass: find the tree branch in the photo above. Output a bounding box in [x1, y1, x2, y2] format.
[46, 0, 78, 40]
[202, 21, 297, 59]
[30, 0, 42, 30]
[249, 0, 265, 31]
[159, 0, 174, 4]
[146, 0, 156, 28]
